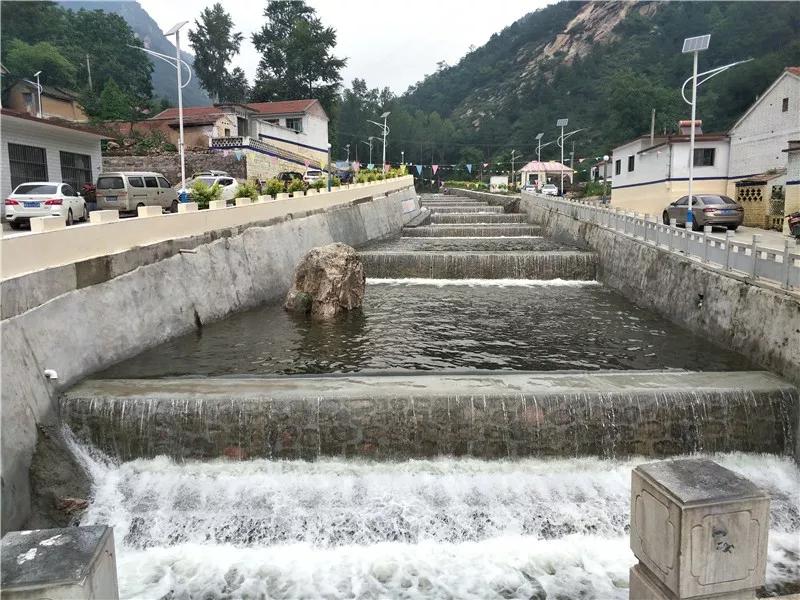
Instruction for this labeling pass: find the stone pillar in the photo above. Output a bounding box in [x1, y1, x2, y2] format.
[630, 458, 769, 600]
[1, 526, 119, 599]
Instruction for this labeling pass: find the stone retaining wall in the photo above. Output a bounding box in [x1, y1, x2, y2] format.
[103, 150, 246, 184]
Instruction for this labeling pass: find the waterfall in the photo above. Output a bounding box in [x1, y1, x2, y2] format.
[402, 225, 542, 237]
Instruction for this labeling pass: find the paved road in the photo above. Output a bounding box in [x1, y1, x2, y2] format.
[707, 225, 799, 252]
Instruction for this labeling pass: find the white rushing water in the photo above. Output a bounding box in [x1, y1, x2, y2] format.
[69, 436, 799, 600]
[368, 278, 600, 288]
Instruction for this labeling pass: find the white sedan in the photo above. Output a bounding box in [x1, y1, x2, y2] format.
[4, 182, 87, 229]
[178, 175, 239, 202]
[541, 183, 559, 196]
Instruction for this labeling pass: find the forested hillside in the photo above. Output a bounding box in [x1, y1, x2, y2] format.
[339, 1, 800, 169]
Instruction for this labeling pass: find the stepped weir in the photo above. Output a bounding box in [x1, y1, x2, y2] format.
[59, 192, 800, 599]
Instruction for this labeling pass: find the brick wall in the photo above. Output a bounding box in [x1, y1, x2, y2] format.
[102, 151, 246, 185]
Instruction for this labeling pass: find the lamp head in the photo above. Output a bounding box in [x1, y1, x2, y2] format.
[603, 155, 610, 162]
[682, 34, 710, 53]
[380, 111, 390, 119]
[33, 71, 42, 77]
[535, 133, 544, 140]
[556, 118, 568, 127]
[165, 21, 189, 36]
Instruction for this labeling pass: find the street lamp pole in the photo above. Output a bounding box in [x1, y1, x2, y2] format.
[345, 143, 350, 162]
[556, 118, 568, 195]
[680, 34, 750, 230]
[368, 112, 390, 169]
[510, 149, 520, 190]
[535, 133, 544, 162]
[602, 154, 609, 204]
[327, 143, 332, 192]
[401, 150, 404, 165]
[164, 21, 189, 197]
[33, 71, 42, 117]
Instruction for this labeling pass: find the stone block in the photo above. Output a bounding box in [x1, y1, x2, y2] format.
[29, 216, 66, 233]
[235, 197, 252, 207]
[137, 205, 163, 218]
[276, 193, 290, 200]
[631, 458, 769, 599]
[1, 526, 119, 600]
[208, 200, 227, 210]
[89, 210, 119, 224]
[306, 188, 319, 195]
[177, 202, 198, 213]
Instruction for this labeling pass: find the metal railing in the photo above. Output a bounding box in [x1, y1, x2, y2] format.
[525, 192, 800, 290]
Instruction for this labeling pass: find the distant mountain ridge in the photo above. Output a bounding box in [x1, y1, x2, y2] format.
[56, 0, 210, 107]
[400, 0, 800, 158]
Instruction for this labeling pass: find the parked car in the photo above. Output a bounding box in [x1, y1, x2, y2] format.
[95, 172, 179, 214]
[303, 169, 324, 184]
[541, 183, 559, 196]
[191, 170, 230, 178]
[276, 171, 306, 190]
[179, 175, 239, 202]
[663, 194, 743, 231]
[4, 182, 87, 228]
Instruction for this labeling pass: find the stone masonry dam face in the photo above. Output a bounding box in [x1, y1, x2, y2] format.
[59, 192, 800, 599]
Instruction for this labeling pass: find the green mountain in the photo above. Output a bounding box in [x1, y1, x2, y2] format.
[396, 0, 800, 164]
[56, 0, 210, 107]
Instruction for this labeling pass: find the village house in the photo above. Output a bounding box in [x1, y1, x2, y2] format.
[518, 160, 574, 189]
[1, 108, 106, 205]
[1, 77, 88, 123]
[609, 67, 800, 229]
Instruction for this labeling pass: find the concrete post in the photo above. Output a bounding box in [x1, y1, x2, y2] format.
[235, 197, 252, 207]
[30, 216, 66, 233]
[89, 210, 119, 224]
[781, 238, 791, 289]
[750, 234, 760, 279]
[137, 205, 163, 218]
[725, 231, 734, 270]
[630, 458, 769, 600]
[1, 526, 120, 599]
[177, 202, 198, 213]
[208, 200, 227, 210]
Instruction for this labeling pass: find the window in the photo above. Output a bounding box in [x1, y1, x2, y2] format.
[224, 128, 231, 137]
[693, 148, 715, 167]
[60, 151, 93, 190]
[782, 97, 789, 112]
[128, 177, 144, 188]
[8, 143, 47, 189]
[266, 118, 279, 125]
[14, 184, 57, 195]
[23, 92, 34, 113]
[62, 184, 76, 197]
[219, 178, 234, 186]
[286, 117, 303, 133]
[144, 176, 158, 188]
[627, 156, 635, 172]
[158, 177, 171, 188]
[615, 159, 621, 175]
[97, 176, 124, 189]
[675, 196, 688, 206]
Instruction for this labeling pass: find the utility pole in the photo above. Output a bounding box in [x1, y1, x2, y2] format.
[510, 150, 520, 190]
[345, 143, 350, 162]
[86, 54, 93, 91]
[570, 141, 575, 189]
[557, 118, 568, 196]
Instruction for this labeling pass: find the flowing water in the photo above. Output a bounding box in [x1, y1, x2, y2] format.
[71, 436, 798, 599]
[77, 194, 799, 598]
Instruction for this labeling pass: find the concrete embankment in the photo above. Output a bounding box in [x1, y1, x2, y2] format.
[0, 181, 416, 532]
[61, 370, 798, 461]
[514, 192, 800, 390]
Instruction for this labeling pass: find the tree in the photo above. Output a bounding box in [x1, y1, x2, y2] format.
[223, 68, 250, 103]
[95, 79, 132, 121]
[251, 1, 346, 112]
[187, 3, 244, 103]
[4, 40, 76, 88]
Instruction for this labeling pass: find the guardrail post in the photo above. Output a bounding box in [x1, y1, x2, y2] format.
[781, 238, 791, 289]
[724, 231, 733, 270]
[702, 226, 711, 263]
[750, 234, 760, 279]
[643, 214, 650, 243]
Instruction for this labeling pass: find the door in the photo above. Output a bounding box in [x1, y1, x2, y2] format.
[127, 176, 147, 209]
[669, 196, 688, 224]
[143, 176, 160, 206]
[158, 177, 175, 207]
[61, 184, 82, 219]
[218, 178, 238, 201]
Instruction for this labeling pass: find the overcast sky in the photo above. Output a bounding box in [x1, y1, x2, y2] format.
[138, 0, 552, 94]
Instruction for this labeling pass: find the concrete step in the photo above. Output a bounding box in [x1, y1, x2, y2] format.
[361, 250, 597, 279]
[430, 213, 526, 224]
[402, 224, 541, 237]
[61, 370, 799, 461]
[424, 206, 504, 214]
[362, 237, 570, 252]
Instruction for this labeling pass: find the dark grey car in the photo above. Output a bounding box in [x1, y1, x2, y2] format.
[663, 194, 744, 231]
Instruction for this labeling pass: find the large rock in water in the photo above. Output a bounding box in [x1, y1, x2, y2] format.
[284, 243, 366, 319]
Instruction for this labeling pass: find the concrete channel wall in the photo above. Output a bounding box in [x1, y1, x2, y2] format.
[512, 191, 800, 389]
[0, 179, 416, 532]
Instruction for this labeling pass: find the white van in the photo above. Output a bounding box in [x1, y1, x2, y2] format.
[95, 172, 179, 213]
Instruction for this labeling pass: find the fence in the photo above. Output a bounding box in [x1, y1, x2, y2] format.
[526, 192, 800, 290]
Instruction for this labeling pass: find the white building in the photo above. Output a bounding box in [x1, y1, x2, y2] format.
[1, 108, 106, 202]
[610, 122, 729, 217]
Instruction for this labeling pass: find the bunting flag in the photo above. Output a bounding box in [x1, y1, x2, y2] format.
[482, 163, 489, 168]
[465, 164, 473, 174]
[367, 163, 375, 170]
[415, 164, 423, 175]
[222, 150, 230, 157]
[353, 161, 361, 172]
[383, 163, 391, 173]
[431, 165, 439, 175]
[303, 159, 310, 168]
[233, 150, 243, 161]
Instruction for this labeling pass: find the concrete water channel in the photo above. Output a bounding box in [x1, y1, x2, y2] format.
[61, 194, 799, 598]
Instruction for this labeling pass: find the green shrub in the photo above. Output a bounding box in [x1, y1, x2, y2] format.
[265, 178, 283, 197]
[332, 175, 342, 187]
[583, 180, 611, 198]
[356, 173, 367, 184]
[312, 178, 325, 190]
[288, 179, 305, 195]
[191, 180, 221, 209]
[366, 172, 376, 182]
[235, 181, 258, 201]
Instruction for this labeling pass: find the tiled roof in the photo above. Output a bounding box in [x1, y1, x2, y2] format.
[519, 160, 574, 173]
[152, 99, 319, 121]
[1, 108, 109, 138]
[787, 66, 800, 76]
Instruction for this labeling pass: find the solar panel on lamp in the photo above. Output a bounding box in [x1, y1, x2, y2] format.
[556, 118, 568, 127]
[682, 34, 710, 53]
